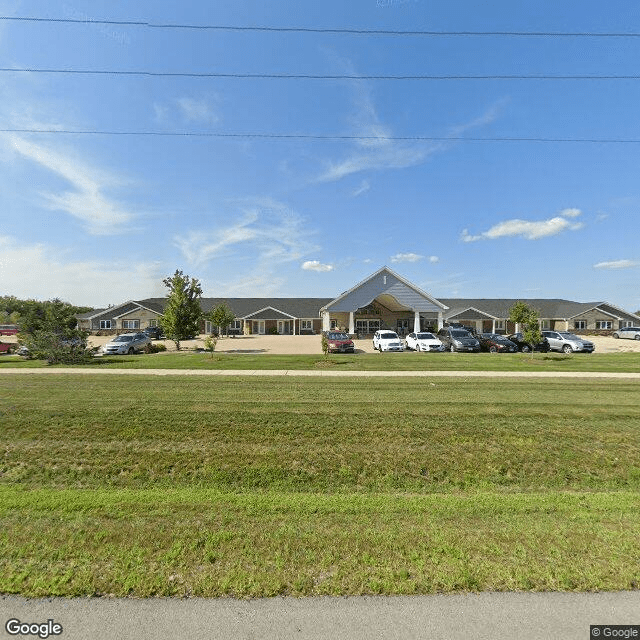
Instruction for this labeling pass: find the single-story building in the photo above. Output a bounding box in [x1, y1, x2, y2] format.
[76, 266, 640, 336]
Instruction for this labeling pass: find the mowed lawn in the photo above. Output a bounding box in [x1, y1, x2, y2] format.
[1, 373, 639, 597]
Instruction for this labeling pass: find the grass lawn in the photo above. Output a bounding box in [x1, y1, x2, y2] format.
[3, 350, 640, 372]
[1, 374, 639, 597]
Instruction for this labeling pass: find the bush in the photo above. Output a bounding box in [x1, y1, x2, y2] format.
[143, 343, 167, 354]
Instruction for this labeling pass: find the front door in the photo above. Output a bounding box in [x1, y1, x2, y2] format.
[277, 320, 288, 335]
[252, 320, 265, 335]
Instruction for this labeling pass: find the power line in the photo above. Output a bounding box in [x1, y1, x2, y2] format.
[1, 16, 640, 37]
[2, 68, 640, 80]
[2, 128, 640, 143]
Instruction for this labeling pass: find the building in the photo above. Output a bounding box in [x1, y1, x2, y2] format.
[76, 266, 640, 336]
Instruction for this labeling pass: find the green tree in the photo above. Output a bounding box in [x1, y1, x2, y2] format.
[208, 302, 236, 337]
[18, 298, 94, 364]
[509, 301, 543, 355]
[159, 270, 203, 351]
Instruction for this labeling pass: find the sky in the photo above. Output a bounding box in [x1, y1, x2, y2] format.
[1, 0, 640, 311]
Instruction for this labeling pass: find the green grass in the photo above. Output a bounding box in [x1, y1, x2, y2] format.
[1, 374, 639, 597]
[3, 350, 640, 372]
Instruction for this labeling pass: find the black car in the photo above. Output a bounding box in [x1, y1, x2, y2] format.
[143, 326, 165, 340]
[477, 333, 518, 353]
[507, 333, 550, 353]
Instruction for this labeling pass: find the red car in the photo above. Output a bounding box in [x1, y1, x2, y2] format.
[323, 331, 355, 353]
[0, 325, 18, 336]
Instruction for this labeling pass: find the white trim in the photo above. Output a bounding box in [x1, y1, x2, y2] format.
[320, 266, 449, 312]
[566, 305, 621, 321]
[445, 306, 500, 321]
[242, 305, 296, 320]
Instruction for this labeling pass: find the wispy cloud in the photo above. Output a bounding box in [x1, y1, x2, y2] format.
[593, 259, 640, 269]
[174, 198, 317, 269]
[352, 179, 371, 197]
[7, 135, 135, 235]
[461, 208, 584, 242]
[391, 252, 423, 263]
[154, 96, 220, 125]
[315, 73, 505, 183]
[0, 235, 163, 306]
[302, 260, 334, 272]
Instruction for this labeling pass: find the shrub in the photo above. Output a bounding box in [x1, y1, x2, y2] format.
[143, 343, 167, 354]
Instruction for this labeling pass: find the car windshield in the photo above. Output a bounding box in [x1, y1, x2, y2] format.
[380, 332, 398, 339]
[416, 333, 435, 340]
[559, 333, 580, 340]
[327, 333, 349, 340]
[113, 335, 134, 342]
[451, 330, 469, 338]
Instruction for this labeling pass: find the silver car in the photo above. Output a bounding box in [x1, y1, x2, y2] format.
[102, 332, 151, 355]
[612, 327, 640, 340]
[541, 331, 595, 354]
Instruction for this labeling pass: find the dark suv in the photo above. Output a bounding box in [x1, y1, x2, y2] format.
[323, 331, 355, 353]
[143, 326, 164, 340]
[437, 327, 480, 352]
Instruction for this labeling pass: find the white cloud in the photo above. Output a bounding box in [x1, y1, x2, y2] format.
[174, 198, 317, 269]
[176, 97, 219, 124]
[0, 235, 163, 306]
[428, 255, 439, 263]
[391, 252, 424, 263]
[302, 260, 334, 272]
[316, 83, 505, 183]
[352, 179, 371, 197]
[461, 209, 584, 242]
[593, 259, 640, 269]
[7, 135, 134, 235]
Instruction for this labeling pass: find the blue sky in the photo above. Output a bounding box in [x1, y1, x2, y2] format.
[1, 0, 640, 311]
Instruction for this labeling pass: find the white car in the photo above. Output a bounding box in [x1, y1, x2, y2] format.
[102, 332, 151, 355]
[612, 327, 640, 340]
[373, 330, 404, 352]
[541, 331, 595, 354]
[405, 332, 444, 352]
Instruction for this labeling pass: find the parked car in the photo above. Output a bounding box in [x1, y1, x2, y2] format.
[436, 327, 480, 352]
[507, 332, 550, 353]
[404, 332, 444, 352]
[612, 327, 640, 340]
[0, 342, 13, 354]
[373, 330, 404, 352]
[143, 326, 165, 340]
[0, 325, 19, 336]
[477, 333, 518, 353]
[323, 331, 355, 353]
[102, 332, 151, 355]
[541, 331, 595, 354]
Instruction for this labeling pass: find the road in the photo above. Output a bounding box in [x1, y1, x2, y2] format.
[1, 592, 638, 639]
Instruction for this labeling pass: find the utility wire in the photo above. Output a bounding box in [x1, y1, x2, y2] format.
[1, 16, 640, 37]
[2, 128, 639, 143]
[1, 68, 639, 80]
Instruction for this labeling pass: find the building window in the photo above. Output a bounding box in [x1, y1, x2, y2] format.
[122, 320, 140, 329]
[624, 320, 636, 328]
[148, 320, 158, 327]
[330, 319, 338, 330]
[574, 320, 586, 330]
[230, 320, 242, 330]
[495, 320, 505, 330]
[356, 319, 381, 334]
[541, 320, 550, 329]
[596, 320, 612, 330]
[99, 320, 112, 329]
[301, 320, 313, 330]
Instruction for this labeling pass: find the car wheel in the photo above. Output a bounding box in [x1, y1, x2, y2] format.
[489, 346, 497, 353]
[127, 347, 135, 355]
[635, 335, 640, 341]
[372, 342, 376, 350]
[450, 345, 456, 353]
[612, 333, 619, 339]
[521, 345, 530, 353]
[562, 345, 573, 354]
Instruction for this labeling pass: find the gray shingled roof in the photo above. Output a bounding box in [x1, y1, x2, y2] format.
[438, 299, 605, 320]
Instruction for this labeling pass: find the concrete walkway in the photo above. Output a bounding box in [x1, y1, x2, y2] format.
[2, 591, 638, 640]
[1, 367, 640, 378]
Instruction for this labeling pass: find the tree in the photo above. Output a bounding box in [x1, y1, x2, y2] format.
[208, 302, 236, 337]
[159, 270, 203, 351]
[509, 301, 543, 355]
[17, 298, 94, 364]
